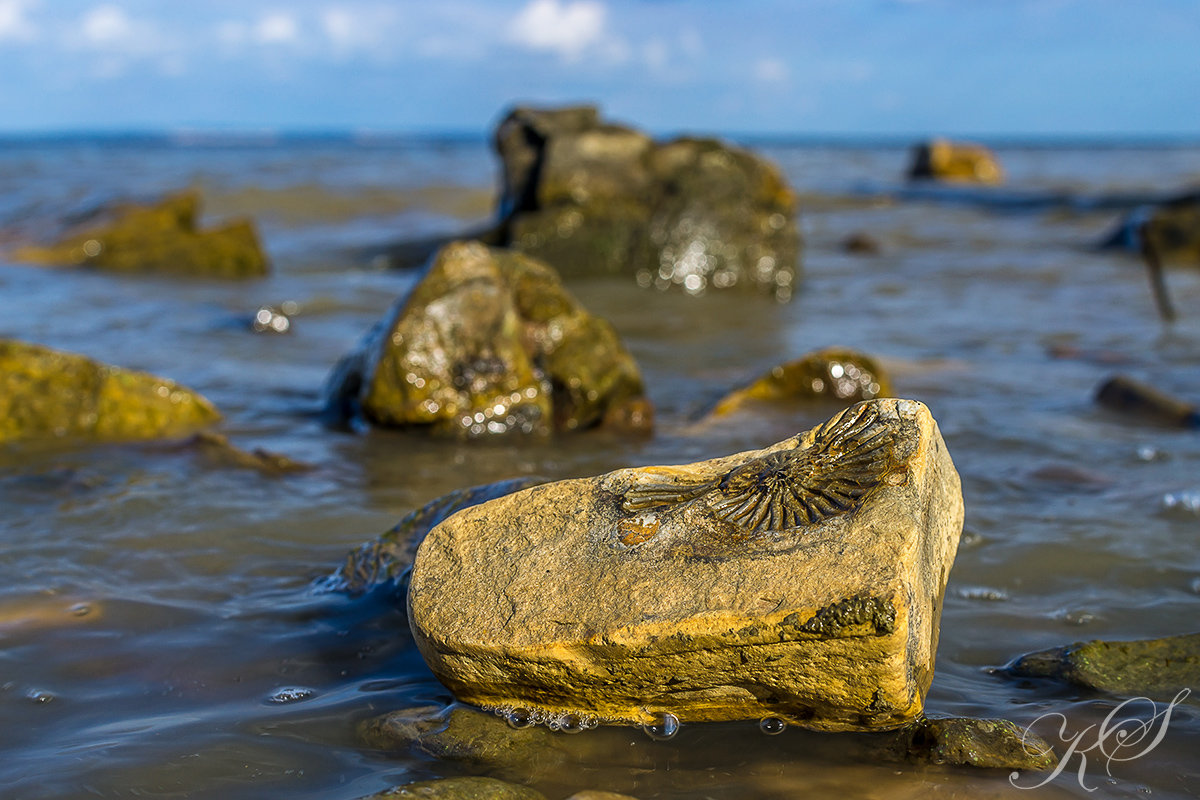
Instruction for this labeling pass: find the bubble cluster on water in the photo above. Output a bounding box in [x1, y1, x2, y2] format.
[490, 705, 599, 733]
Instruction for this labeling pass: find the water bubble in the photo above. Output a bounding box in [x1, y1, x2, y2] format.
[557, 713, 587, 734]
[505, 708, 534, 729]
[759, 716, 787, 735]
[642, 712, 680, 741]
[266, 686, 315, 704]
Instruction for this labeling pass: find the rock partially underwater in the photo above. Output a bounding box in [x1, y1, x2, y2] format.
[1095, 375, 1200, 429]
[493, 105, 801, 298]
[708, 348, 892, 418]
[407, 399, 964, 732]
[0, 339, 220, 445]
[324, 241, 651, 437]
[1100, 190, 1200, 265]
[12, 190, 269, 278]
[1007, 632, 1200, 699]
[908, 139, 1004, 185]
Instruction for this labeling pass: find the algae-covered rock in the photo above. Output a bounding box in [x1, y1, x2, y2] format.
[1095, 375, 1200, 429]
[323, 240, 651, 437]
[709, 348, 892, 418]
[408, 399, 963, 731]
[320, 477, 545, 594]
[357, 776, 547, 800]
[1100, 191, 1200, 265]
[12, 191, 269, 278]
[1007, 632, 1200, 698]
[0, 339, 220, 445]
[494, 105, 800, 298]
[892, 716, 1057, 771]
[908, 139, 1004, 185]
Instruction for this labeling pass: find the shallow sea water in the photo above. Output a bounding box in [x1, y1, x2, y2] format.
[1, 136, 1199, 799]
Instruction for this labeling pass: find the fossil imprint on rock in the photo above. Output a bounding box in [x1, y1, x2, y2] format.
[621, 402, 907, 534]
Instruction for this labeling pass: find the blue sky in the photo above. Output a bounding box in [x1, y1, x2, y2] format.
[0, 0, 1197, 137]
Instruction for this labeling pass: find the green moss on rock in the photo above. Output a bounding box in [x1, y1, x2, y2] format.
[0, 339, 220, 445]
[357, 776, 547, 800]
[1008, 632, 1200, 698]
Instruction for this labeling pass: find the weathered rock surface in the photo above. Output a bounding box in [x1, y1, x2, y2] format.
[408, 399, 963, 731]
[0, 339, 220, 445]
[320, 477, 545, 594]
[356, 777, 546, 800]
[12, 190, 269, 278]
[908, 139, 1004, 185]
[709, 348, 892, 418]
[494, 105, 801, 298]
[892, 716, 1057, 771]
[1095, 375, 1200, 429]
[1007, 632, 1200, 699]
[323, 241, 651, 437]
[1100, 191, 1200, 265]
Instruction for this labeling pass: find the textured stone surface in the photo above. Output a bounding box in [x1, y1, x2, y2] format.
[323, 241, 651, 436]
[13, 190, 269, 277]
[709, 347, 892, 418]
[408, 398, 963, 731]
[894, 717, 1057, 771]
[357, 777, 546, 800]
[493, 105, 801, 298]
[1008, 632, 1200, 699]
[0, 339, 220, 445]
[908, 139, 1004, 185]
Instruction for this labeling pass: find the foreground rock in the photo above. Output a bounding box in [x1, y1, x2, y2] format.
[409, 399, 963, 731]
[363, 703, 1055, 774]
[320, 477, 544, 594]
[1007, 632, 1200, 699]
[1095, 375, 1199, 429]
[493, 105, 801, 298]
[357, 777, 546, 800]
[708, 348, 892, 418]
[1100, 191, 1200, 265]
[12, 191, 269, 278]
[324, 241, 651, 437]
[0, 339, 220, 445]
[908, 139, 1004, 185]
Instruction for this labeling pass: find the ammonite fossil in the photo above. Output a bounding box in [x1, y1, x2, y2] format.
[622, 402, 902, 534]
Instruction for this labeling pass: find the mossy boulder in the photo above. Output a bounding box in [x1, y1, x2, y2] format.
[0, 339, 220, 445]
[1007, 632, 1200, 699]
[1100, 191, 1200, 265]
[356, 777, 546, 800]
[709, 348, 892, 418]
[494, 105, 800, 298]
[12, 191, 269, 278]
[908, 139, 1004, 185]
[323, 241, 651, 437]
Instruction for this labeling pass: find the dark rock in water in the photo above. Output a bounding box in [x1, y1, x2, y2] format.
[887, 716, 1057, 771]
[708, 347, 892, 418]
[355, 776, 546, 800]
[1095, 375, 1200, 429]
[12, 190, 269, 278]
[180, 431, 312, 476]
[323, 240, 652, 437]
[318, 476, 544, 594]
[841, 232, 881, 255]
[0, 339, 220, 445]
[1007, 632, 1200, 699]
[908, 139, 1004, 185]
[1100, 191, 1200, 265]
[493, 105, 801, 299]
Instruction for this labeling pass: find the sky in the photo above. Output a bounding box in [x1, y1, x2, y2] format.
[0, 0, 1197, 138]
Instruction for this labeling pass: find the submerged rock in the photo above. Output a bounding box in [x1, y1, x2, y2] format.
[323, 241, 651, 437]
[0, 339, 220, 445]
[408, 399, 963, 732]
[1100, 191, 1200, 265]
[357, 777, 546, 800]
[1095, 375, 1200, 429]
[908, 139, 1004, 185]
[494, 105, 801, 299]
[12, 190, 269, 278]
[1007, 632, 1200, 698]
[708, 347, 892, 418]
[890, 716, 1057, 771]
[179, 431, 312, 476]
[320, 476, 545, 594]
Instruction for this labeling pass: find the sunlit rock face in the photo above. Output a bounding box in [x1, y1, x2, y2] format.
[708, 347, 892, 419]
[11, 191, 269, 278]
[907, 138, 1004, 185]
[408, 399, 963, 732]
[493, 105, 801, 300]
[0, 339, 220, 445]
[323, 241, 652, 437]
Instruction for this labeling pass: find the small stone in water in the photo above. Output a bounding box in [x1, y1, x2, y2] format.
[642, 712, 680, 741]
[759, 716, 786, 735]
[266, 686, 315, 704]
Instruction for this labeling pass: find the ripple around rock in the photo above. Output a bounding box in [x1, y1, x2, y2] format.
[1006, 632, 1200, 699]
[408, 398, 964, 732]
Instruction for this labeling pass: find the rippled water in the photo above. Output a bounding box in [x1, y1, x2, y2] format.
[1, 135, 1199, 799]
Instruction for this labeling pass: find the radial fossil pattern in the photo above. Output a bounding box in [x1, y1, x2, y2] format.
[622, 402, 900, 533]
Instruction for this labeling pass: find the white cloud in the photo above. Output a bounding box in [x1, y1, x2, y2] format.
[81, 4, 133, 46]
[0, 0, 36, 41]
[508, 0, 609, 61]
[255, 11, 299, 44]
[754, 57, 789, 84]
[320, 5, 398, 58]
